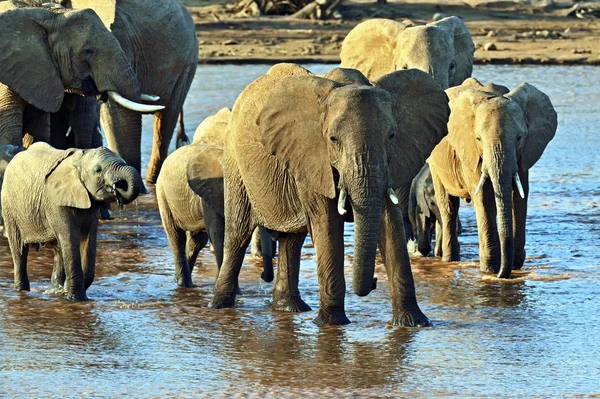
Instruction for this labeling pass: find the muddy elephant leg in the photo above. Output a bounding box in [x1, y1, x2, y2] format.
[10, 242, 29, 292]
[415, 212, 433, 256]
[513, 168, 529, 270]
[473, 183, 500, 274]
[81, 219, 98, 290]
[308, 199, 348, 325]
[272, 232, 310, 312]
[432, 174, 460, 262]
[434, 221, 443, 257]
[186, 231, 209, 273]
[397, 183, 413, 241]
[378, 198, 430, 327]
[211, 163, 254, 308]
[203, 202, 225, 271]
[50, 245, 66, 294]
[259, 226, 274, 283]
[250, 228, 262, 258]
[60, 230, 86, 301]
[101, 100, 142, 174]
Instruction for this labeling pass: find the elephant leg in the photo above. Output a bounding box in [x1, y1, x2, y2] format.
[175, 111, 189, 148]
[416, 213, 432, 256]
[186, 231, 209, 273]
[0, 84, 27, 146]
[49, 244, 66, 294]
[513, 168, 529, 270]
[202, 202, 225, 271]
[211, 164, 254, 308]
[160, 203, 193, 287]
[258, 226, 274, 283]
[378, 198, 430, 327]
[10, 241, 29, 292]
[60, 231, 86, 301]
[473, 184, 500, 274]
[397, 183, 413, 241]
[308, 199, 348, 325]
[101, 100, 142, 174]
[81, 219, 98, 290]
[250, 228, 262, 258]
[432, 173, 460, 262]
[272, 232, 310, 312]
[434, 220, 443, 257]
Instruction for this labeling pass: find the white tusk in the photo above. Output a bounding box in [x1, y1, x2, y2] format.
[475, 170, 488, 195]
[65, 126, 72, 137]
[388, 188, 399, 205]
[514, 172, 525, 199]
[96, 126, 104, 136]
[140, 94, 160, 102]
[337, 188, 347, 215]
[107, 91, 165, 113]
[42, 2, 65, 8]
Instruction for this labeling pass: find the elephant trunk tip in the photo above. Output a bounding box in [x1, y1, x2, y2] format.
[353, 279, 374, 297]
[497, 266, 512, 279]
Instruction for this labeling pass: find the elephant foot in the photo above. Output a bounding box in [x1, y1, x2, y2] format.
[176, 134, 190, 149]
[441, 254, 460, 262]
[45, 284, 65, 295]
[209, 290, 237, 309]
[479, 258, 500, 274]
[390, 308, 431, 327]
[313, 309, 350, 326]
[176, 273, 193, 288]
[272, 294, 312, 312]
[15, 281, 30, 292]
[66, 292, 89, 301]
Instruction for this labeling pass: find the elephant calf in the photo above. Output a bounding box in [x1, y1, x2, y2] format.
[2, 142, 143, 300]
[156, 109, 274, 288]
[428, 78, 557, 278]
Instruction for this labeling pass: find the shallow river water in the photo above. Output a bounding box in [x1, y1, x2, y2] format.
[0, 65, 599, 398]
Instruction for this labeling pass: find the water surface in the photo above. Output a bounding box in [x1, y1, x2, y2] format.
[0, 65, 598, 398]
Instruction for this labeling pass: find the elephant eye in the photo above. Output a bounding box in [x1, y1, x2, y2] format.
[516, 135, 522, 142]
[401, 64, 409, 70]
[329, 136, 339, 144]
[449, 61, 456, 72]
[476, 136, 481, 142]
[388, 131, 396, 140]
[83, 46, 96, 57]
[95, 165, 102, 173]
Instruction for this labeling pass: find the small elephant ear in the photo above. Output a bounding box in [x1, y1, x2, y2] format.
[186, 144, 225, 217]
[324, 68, 372, 86]
[44, 147, 91, 209]
[340, 19, 408, 81]
[0, 9, 64, 112]
[507, 83, 557, 170]
[64, 0, 117, 29]
[259, 76, 339, 199]
[374, 69, 450, 187]
[430, 16, 475, 87]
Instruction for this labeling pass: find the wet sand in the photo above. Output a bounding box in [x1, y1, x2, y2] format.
[184, 0, 600, 66]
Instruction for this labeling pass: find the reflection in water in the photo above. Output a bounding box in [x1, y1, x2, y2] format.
[0, 65, 599, 397]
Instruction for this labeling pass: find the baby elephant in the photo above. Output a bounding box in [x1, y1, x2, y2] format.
[157, 109, 274, 288]
[2, 142, 143, 300]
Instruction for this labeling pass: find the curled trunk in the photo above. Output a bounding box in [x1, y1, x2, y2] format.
[107, 165, 142, 204]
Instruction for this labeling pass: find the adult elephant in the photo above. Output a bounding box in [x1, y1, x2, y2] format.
[211, 64, 450, 326]
[64, 0, 199, 184]
[0, 5, 163, 148]
[428, 78, 557, 278]
[339, 16, 474, 240]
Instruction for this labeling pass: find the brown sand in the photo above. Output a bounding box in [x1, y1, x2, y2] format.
[183, 0, 600, 65]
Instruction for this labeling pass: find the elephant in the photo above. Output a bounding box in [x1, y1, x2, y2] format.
[0, 144, 25, 230]
[2, 142, 143, 300]
[210, 63, 450, 326]
[62, 0, 199, 184]
[339, 16, 475, 243]
[156, 109, 275, 288]
[428, 78, 557, 278]
[408, 163, 462, 257]
[0, 4, 163, 149]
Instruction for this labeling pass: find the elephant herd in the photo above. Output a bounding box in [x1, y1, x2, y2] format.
[0, 2, 558, 327]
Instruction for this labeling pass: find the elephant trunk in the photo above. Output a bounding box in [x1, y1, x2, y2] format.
[347, 160, 385, 297]
[106, 165, 143, 204]
[485, 146, 517, 278]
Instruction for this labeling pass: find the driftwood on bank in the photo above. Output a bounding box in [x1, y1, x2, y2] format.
[232, 0, 343, 19]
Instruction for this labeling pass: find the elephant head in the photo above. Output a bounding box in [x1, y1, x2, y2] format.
[340, 16, 474, 89]
[258, 67, 449, 296]
[445, 78, 557, 277]
[0, 7, 162, 114]
[44, 144, 143, 209]
[192, 107, 231, 145]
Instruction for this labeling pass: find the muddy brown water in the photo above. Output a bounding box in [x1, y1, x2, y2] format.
[0, 65, 598, 398]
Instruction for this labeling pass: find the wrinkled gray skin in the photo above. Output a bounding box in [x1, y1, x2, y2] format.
[50, 94, 103, 150]
[0, 4, 145, 148]
[2, 142, 142, 300]
[408, 163, 462, 257]
[211, 64, 450, 326]
[0, 144, 25, 230]
[156, 142, 274, 288]
[61, 0, 199, 184]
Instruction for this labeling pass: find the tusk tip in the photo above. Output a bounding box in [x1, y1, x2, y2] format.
[140, 94, 161, 102]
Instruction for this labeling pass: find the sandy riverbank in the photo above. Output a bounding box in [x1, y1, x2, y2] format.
[183, 0, 600, 65]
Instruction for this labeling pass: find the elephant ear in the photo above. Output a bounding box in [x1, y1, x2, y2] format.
[42, 145, 91, 209]
[192, 108, 231, 145]
[374, 69, 450, 187]
[444, 84, 483, 172]
[340, 19, 407, 81]
[63, 0, 116, 29]
[507, 83, 557, 170]
[324, 68, 371, 86]
[259, 76, 339, 199]
[186, 144, 225, 217]
[430, 16, 475, 87]
[0, 9, 64, 113]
